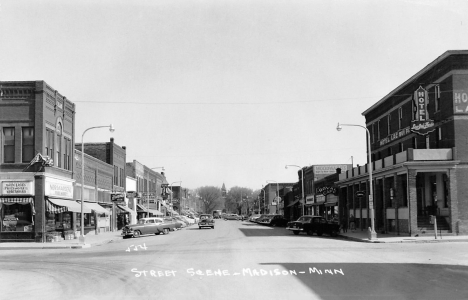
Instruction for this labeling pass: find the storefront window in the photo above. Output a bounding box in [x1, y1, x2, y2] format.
[1, 203, 33, 232]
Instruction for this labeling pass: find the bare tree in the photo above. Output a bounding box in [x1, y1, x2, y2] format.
[196, 186, 223, 213]
[225, 186, 253, 215]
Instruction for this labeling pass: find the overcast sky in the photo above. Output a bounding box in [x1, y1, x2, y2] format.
[1, 0, 468, 190]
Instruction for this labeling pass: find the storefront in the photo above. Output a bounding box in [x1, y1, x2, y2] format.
[0, 178, 36, 242]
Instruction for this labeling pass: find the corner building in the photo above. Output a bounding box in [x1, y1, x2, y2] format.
[0, 81, 76, 242]
[337, 50, 468, 235]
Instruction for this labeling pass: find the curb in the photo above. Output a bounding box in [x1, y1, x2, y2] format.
[338, 234, 468, 244]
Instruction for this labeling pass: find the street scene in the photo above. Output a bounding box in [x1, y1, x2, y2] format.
[1, 220, 468, 300]
[2, 1, 468, 299]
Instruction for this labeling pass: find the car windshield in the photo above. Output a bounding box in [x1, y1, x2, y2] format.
[297, 216, 312, 222]
[137, 219, 146, 225]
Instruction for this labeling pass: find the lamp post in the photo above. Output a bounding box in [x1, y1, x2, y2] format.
[146, 167, 164, 217]
[79, 124, 115, 244]
[170, 181, 182, 216]
[337, 122, 377, 240]
[286, 165, 305, 217]
[266, 180, 279, 215]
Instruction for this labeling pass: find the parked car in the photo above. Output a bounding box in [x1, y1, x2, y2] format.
[173, 216, 188, 227]
[224, 214, 241, 220]
[164, 217, 182, 230]
[121, 217, 174, 238]
[249, 214, 262, 222]
[254, 214, 269, 223]
[198, 214, 215, 229]
[286, 215, 340, 237]
[180, 215, 196, 225]
[258, 214, 288, 227]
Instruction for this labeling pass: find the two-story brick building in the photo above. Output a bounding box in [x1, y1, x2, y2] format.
[337, 50, 468, 236]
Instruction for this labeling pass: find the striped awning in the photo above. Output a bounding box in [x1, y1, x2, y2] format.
[117, 205, 134, 214]
[81, 202, 109, 214]
[137, 204, 148, 212]
[0, 197, 36, 215]
[46, 198, 91, 214]
[147, 209, 164, 216]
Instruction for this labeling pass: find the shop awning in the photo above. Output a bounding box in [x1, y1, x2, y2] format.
[82, 202, 109, 214]
[147, 209, 164, 216]
[137, 204, 148, 212]
[47, 198, 90, 214]
[287, 199, 300, 207]
[117, 205, 134, 214]
[325, 202, 338, 207]
[311, 202, 324, 206]
[0, 197, 36, 215]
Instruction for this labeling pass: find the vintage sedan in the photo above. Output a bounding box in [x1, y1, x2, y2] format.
[224, 214, 241, 220]
[286, 215, 340, 237]
[164, 217, 183, 230]
[258, 214, 288, 227]
[121, 217, 174, 238]
[198, 214, 215, 229]
[248, 214, 262, 222]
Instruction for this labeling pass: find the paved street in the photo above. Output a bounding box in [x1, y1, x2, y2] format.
[1, 220, 468, 300]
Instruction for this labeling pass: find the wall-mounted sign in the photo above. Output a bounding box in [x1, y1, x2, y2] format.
[111, 193, 125, 203]
[314, 165, 349, 175]
[411, 86, 435, 136]
[315, 186, 337, 196]
[355, 191, 365, 198]
[1, 181, 34, 195]
[45, 177, 73, 199]
[379, 127, 411, 147]
[454, 90, 468, 114]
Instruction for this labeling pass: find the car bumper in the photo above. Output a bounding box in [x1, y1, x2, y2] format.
[286, 227, 303, 231]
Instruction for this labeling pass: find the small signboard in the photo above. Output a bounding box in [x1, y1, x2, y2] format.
[111, 193, 125, 203]
[355, 191, 365, 198]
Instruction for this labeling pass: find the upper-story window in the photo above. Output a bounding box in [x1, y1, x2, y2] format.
[63, 138, 71, 171]
[55, 123, 62, 168]
[3, 127, 15, 163]
[377, 120, 381, 140]
[22, 127, 34, 163]
[398, 107, 403, 129]
[46, 129, 54, 158]
[435, 85, 441, 112]
[387, 114, 391, 136]
[371, 123, 375, 144]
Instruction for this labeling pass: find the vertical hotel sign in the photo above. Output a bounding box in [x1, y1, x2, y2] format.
[411, 86, 435, 135]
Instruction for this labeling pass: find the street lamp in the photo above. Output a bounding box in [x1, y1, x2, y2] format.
[79, 124, 115, 244]
[336, 122, 377, 240]
[286, 165, 305, 217]
[146, 167, 164, 217]
[266, 180, 279, 214]
[170, 181, 182, 216]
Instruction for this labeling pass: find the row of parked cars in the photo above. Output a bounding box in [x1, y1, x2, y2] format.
[121, 215, 199, 238]
[248, 214, 289, 227]
[248, 214, 341, 237]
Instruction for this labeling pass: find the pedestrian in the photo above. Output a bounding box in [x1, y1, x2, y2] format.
[349, 214, 356, 231]
[341, 216, 348, 233]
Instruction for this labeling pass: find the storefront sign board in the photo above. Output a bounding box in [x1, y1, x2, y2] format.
[45, 177, 73, 199]
[1, 181, 34, 195]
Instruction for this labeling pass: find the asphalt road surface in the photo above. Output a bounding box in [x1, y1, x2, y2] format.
[1, 220, 468, 300]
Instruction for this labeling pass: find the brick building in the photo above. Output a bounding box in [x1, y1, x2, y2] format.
[0, 81, 78, 242]
[337, 50, 468, 236]
[75, 138, 127, 231]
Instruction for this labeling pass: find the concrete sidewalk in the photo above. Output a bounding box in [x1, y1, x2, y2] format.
[0, 230, 123, 250]
[339, 229, 468, 243]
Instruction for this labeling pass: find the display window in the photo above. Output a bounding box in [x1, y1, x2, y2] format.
[45, 212, 73, 232]
[1, 203, 34, 232]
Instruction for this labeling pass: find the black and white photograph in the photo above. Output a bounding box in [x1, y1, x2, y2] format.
[1, 0, 468, 299]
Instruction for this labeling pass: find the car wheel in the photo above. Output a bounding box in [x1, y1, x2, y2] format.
[133, 231, 141, 238]
[199, 226, 202, 229]
[163, 228, 170, 235]
[331, 230, 339, 237]
[293, 230, 300, 235]
[155, 232, 161, 235]
[317, 231, 323, 236]
[307, 229, 313, 236]
[123, 235, 130, 239]
[211, 226, 214, 229]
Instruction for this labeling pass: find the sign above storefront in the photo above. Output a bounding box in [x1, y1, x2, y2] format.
[315, 186, 337, 196]
[45, 177, 73, 199]
[111, 193, 125, 203]
[1, 181, 34, 196]
[411, 86, 435, 136]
